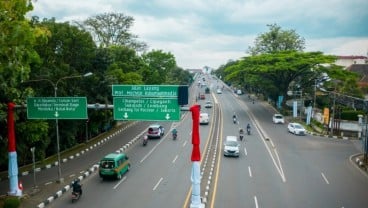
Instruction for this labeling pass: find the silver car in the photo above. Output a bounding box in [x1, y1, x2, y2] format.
[147, 124, 164, 138]
[287, 122, 306, 135]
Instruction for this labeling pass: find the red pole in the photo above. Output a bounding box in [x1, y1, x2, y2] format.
[8, 103, 16, 152]
[190, 104, 200, 161]
[8, 102, 21, 196]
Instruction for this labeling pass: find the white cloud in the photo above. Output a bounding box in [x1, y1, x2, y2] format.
[29, 0, 368, 69]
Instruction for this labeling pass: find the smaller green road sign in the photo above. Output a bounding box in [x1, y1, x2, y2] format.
[113, 97, 180, 121]
[27, 97, 87, 119]
[112, 85, 178, 97]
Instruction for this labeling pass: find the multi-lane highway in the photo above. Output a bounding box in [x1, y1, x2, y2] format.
[2, 74, 367, 207]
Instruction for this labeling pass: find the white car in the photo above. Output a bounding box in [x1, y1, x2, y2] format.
[223, 136, 240, 157]
[204, 101, 213, 108]
[287, 123, 306, 135]
[216, 89, 222, 94]
[199, 113, 209, 125]
[272, 114, 285, 124]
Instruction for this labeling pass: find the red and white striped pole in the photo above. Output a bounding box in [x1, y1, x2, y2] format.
[8, 103, 22, 196]
[190, 105, 204, 207]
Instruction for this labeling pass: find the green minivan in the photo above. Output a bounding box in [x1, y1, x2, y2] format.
[99, 153, 130, 180]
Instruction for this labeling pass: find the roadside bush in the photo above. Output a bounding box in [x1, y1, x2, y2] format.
[3, 197, 20, 208]
[341, 110, 364, 121]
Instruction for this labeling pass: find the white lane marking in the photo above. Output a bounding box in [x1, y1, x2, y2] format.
[172, 155, 179, 163]
[321, 172, 330, 184]
[254, 196, 259, 208]
[248, 166, 252, 177]
[140, 136, 166, 163]
[153, 177, 163, 191]
[113, 176, 127, 189]
[183, 140, 187, 147]
[244, 147, 248, 156]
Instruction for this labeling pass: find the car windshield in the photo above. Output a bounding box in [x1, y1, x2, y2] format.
[225, 141, 238, 147]
[294, 124, 303, 129]
[275, 115, 283, 119]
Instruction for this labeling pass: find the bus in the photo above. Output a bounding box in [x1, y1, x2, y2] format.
[99, 153, 130, 180]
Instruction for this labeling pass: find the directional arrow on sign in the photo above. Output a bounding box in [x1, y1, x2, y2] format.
[124, 112, 128, 119]
[165, 114, 170, 120]
[54, 111, 59, 118]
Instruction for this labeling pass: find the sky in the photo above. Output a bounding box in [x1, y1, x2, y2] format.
[29, 0, 368, 70]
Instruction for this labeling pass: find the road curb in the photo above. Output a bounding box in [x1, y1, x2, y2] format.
[36, 164, 99, 208]
[0, 122, 137, 182]
[349, 153, 368, 178]
[34, 122, 146, 207]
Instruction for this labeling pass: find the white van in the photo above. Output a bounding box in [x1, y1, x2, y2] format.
[199, 113, 209, 125]
[223, 136, 240, 157]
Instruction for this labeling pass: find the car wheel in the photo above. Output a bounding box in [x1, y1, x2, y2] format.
[117, 173, 121, 180]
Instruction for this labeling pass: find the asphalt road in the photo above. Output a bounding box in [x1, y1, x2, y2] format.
[2, 74, 368, 207]
[213, 87, 368, 208]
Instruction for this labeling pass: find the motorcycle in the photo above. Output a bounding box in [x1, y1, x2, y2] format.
[142, 136, 148, 146]
[233, 117, 237, 124]
[239, 129, 244, 141]
[173, 133, 177, 140]
[247, 128, 251, 135]
[71, 191, 81, 202]
[71, 185, 82, 203]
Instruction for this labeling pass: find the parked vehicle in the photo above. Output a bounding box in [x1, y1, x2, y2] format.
[99, 153, 130, 180]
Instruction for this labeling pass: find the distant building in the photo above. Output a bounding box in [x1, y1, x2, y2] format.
[347, 64, 368, 87]
[335, 56, 368, 68]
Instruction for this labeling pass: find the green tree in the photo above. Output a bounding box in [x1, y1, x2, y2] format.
[225, 51, 336, 103]
[81, 12, 147, 51]
[27, 18, 97, 155]
[0, 0, 49, 170]
[248, 23, 305, 55]
[141, 50, 176, 84]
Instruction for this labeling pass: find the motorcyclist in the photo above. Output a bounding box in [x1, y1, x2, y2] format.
[246, 124, 251, 134]
[72, 179, 82, 196]
[172, 128, 178, 139]
[142, 135, 148, 145]
[232, 113, 237, 123]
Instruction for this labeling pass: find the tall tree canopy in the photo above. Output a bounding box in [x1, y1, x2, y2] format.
[248, 23, 305, 55]
[0, 0, 48, 170]
[82, 12, 147, 51]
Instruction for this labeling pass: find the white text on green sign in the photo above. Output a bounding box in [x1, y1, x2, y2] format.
[113, 97, 180, 121]
[112, 85, 178, 97]
[27, 97, 87, 119]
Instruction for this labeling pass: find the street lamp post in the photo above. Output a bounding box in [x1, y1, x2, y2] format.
[30, 147, 36, 188]
[25, 72, 92, 183]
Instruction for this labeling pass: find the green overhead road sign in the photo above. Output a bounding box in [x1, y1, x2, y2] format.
[113, 97, 180, 121]
[27, 97, 87, 119]
[112, 85, 178, 97]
